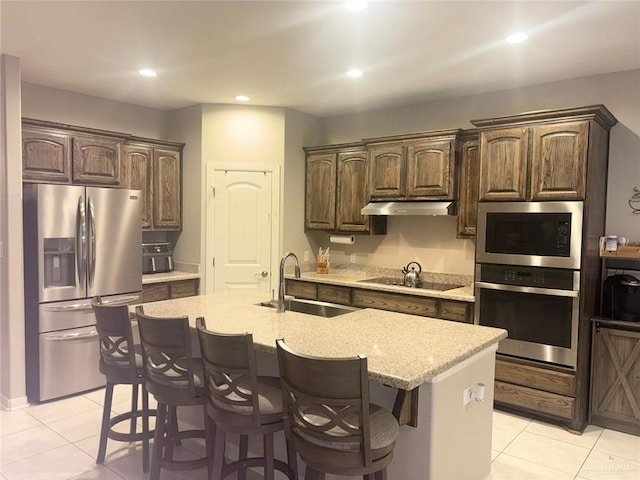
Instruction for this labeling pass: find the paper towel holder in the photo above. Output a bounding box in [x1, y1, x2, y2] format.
[329, 234, 355, 245]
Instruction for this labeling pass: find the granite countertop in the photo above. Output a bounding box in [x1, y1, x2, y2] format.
[135, 290, 505, 390]
[142, 271, 201, 284]
[285, 269, 475, 302]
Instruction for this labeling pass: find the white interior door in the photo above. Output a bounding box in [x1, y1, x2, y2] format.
[211, 170, 273, 292]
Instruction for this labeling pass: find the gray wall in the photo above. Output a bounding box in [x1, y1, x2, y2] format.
[21, 82, 168, 139]
[167, 105, 203, 266]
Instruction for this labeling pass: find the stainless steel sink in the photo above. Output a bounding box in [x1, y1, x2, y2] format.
[257, 299, 359, 317]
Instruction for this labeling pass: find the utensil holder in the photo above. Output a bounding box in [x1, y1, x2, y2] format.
[316, 261, 329, 274]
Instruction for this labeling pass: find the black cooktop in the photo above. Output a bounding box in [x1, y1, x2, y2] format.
[358, 277, 463, 291]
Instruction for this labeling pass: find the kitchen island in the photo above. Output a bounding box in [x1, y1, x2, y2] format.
[138, 290, 507, 480]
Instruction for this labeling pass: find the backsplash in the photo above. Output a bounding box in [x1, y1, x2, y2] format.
[293, 262, 473, 287]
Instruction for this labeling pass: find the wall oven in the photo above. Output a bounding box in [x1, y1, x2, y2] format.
[475, 263, 580, 369]
[476, 201, 583, 269]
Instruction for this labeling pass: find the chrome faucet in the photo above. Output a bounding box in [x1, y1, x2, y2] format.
[278, 252, 300, 312]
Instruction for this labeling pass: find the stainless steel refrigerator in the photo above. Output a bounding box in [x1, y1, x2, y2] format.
[23, 183, 142, 402]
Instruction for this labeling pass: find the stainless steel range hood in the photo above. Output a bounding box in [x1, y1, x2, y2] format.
[361, 201, 456, 216]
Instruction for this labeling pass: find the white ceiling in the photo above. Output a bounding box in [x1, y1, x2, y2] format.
[2, 1, 639, 117]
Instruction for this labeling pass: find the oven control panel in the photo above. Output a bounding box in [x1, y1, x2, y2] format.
[478, 264, 576, 290]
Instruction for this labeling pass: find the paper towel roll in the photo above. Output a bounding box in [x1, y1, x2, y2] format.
[329, 234, 355, 245]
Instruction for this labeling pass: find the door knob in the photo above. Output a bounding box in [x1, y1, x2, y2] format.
[255, 271, 269, 278]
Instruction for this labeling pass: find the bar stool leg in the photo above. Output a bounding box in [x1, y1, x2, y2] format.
[304, 466, 323, 480]
[150, 402, 167, 480]
[264, 433, 275, 480]
[375, 468, 387, 480]
[142, 385, 150, 473]
[211, 426, 227, 480]
[96, 382, 114, 464]
[238, 435, 248, 480]
[286, 437, 298, 479]
[204, 406, 215, 478]
[129, 384, 138, 436]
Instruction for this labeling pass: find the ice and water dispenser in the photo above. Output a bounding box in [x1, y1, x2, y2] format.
[43, 237, 76, 288]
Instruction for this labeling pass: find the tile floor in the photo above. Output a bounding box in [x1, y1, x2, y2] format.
[0, 385, 638, 480]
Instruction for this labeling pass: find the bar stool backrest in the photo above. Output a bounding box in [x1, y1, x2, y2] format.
[195, 317, 262, 427]
[276, 339, 373, 468]
[135, 305, 198, 401]
[92, 297, 138, 381]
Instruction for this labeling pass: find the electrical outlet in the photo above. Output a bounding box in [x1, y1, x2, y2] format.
[462, 385, 473, 406]
[303, 251, 310, 262]
[350, 253, 357, 263]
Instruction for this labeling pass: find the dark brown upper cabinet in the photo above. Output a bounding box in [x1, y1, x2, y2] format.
[456, 130, 480, 238]
[122, 141, 183, 231]
[305, 143, 385, 234]
[23, 120, 124, 186]
[22, 119, 184, 231]
[472, 106, 617, 202]
[366, 129, 460, 201]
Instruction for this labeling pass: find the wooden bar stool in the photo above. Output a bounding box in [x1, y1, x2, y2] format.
[195, 317, 297, 480]
[276, 339, 399, 480]
[92, 298, 156, 472]
[135, 306, 212, 480]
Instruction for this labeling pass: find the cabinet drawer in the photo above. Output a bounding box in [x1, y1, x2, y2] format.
[495, 380, 575, 420]
[440, 300, 471, 323]
[495, 358, 576, 396]
[352, 289, 437, 317]
[317, 284, 351, 305]
[170, 279, 199, 298]
[286, 280, 318, 300]
[141, 283, 170, 303]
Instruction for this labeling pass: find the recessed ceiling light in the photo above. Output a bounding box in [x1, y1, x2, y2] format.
[235, 95, 250, 102]
[346, 69, 363, 78]
[345, 0, 368, 11]
[138, 68, 157, 77]
[505, 32, 528, 44]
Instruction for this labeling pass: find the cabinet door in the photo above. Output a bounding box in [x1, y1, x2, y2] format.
[406, 139, 454, 198]
[22, 127, 72, 183]
[479, 127, 529, 201]
[72, 135, 122, 186]
[336, 151, 369, 232]
[368, 145, 405, 198]
[305, 153, 337, 230]
[591, 326, 640, 434]
[531, 121, 588, 200]
[170, 279, 199, 298]
[152, 148, 181, 230]
[141, 283, 170, 303]
[122, 145, 152, 229]
[457, 136, 479, 238]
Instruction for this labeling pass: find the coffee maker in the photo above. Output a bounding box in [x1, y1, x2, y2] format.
[602, 274, 640, 322]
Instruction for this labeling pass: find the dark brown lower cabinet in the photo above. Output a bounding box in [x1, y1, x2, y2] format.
[494, 358, 576, 421]
[284, 279, 473, 323]
[590, 318, 640, 435]
[141, 278, 199, 303]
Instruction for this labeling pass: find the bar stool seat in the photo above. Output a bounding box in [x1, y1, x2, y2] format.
[135, 306, 212, 480]
[196, 317, 297, 480]
[92, 298, 156, 473]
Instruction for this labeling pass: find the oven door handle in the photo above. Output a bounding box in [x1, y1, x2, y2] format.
[475, 281, 579, 298]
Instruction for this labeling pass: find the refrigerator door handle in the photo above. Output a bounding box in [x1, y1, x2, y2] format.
[88, 197, 96, 289]
[76, 195, 87, 286]
[42, 302, 94, 313]
[44, 330, 99, 341]
[100, 294, 141, 305]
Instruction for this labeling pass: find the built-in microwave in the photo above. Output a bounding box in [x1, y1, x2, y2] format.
[476, 201, 583, 269]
